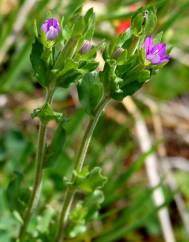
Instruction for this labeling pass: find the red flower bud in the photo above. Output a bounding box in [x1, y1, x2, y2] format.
[116, 19, 131, 34]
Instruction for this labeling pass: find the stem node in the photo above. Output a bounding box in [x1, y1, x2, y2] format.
[56, 97, 110, 242]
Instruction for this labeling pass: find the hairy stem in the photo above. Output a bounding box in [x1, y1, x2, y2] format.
[18, 87, 54, 240]
[56, 97, 110, 242]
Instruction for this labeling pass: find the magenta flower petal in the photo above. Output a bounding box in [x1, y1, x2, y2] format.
[41, 21, 48, 33]
[143, 36, 169, 65]
[41, 18, 60, 40]
[143, 36, 153, 55]
[147, 54, 161, 65]
[160, 56, 169, 63]
[46, 27, 59, 40]
[151, 43, 166, 56]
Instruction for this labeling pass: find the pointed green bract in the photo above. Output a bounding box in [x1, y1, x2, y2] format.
[30, 38, 48, 87]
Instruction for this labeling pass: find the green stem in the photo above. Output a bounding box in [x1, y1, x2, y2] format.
[18, 87, 54, 241]
[56, 97, 110, 242]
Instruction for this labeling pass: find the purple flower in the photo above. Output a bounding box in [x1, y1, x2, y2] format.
[41, 18, 61, 40]
[143, 36, 169, 65]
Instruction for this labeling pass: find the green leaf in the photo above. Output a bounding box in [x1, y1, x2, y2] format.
[116, 55, 138, 77]
[56, 69, 82, 88]
[112, 81, 144, 101]
[30, 38, 48, 87]
[131, 8, 157, 37]
[31, 103, 64, 123]
[131, 10, 144, 37]
[137, 70, 150, 82]
[44, 125, 66, 168]
[78, 72, 104, 114]
[84, 8, 95, 40]
[122, 67, 150, 84]
[55, 38, 78, 69]
[144, 8, 157, 35]
[99, 60, 118, 95]
[118, 29, 132, 48]
[79, 60, 99, 72]
[57, 59, 78, 76]
[122, 81, 144, 96]
[61, 21, 74, 43]
[111, 52, 150, 100]
[75, 167, 108, 193]
[40, 30, 56, 49]
[72, 16, 85, 37]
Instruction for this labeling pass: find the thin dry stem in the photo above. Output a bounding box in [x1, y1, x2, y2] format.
[123, 97, 176, 242]
[140, 95, 189, 235]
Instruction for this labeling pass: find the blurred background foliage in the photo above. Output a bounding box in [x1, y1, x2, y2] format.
[0, 0, 189, 241]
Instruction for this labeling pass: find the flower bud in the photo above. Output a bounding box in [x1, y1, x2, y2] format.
[41, 18, 61, 40]
[112, 47, 124, 59]
[80, 41, 93, 54]
[116, 19, 131, 34]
